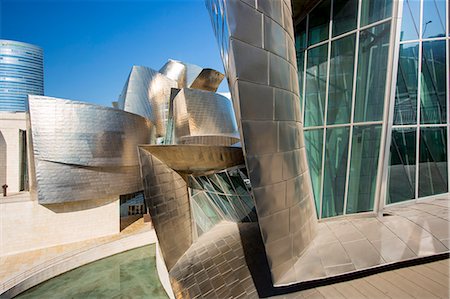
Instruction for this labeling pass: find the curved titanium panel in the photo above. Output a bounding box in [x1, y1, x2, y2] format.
[206, 0, 318, 284]
[189, 68, 225, 92]
[0, 40, 44, 112]
[28, 95, 153, 204]
[138, 147, 192, 270]
[159, 59, 203, 89]
[139, 144, 244, 175]
[173, 88, 239, 143]
[119, 65, 177, 137]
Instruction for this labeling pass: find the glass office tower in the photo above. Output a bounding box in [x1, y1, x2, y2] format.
[0, 40, 44, 112]
[294, 0, 449, 219]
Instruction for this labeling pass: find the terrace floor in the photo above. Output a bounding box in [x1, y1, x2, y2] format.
[277, 195, 449, 285]
[168, 194, 450, 298]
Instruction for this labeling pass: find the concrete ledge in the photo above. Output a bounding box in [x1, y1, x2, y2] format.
[0, 229, 157, 299]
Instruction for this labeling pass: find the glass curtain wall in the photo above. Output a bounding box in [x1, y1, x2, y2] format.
[295, 0, 392, 218]
[387, 0, 449, 204]
[188, 166, 256, 236]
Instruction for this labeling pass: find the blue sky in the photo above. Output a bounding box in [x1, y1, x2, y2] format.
[0, 0, 227, 107]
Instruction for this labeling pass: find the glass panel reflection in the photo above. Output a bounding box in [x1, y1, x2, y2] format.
[327, 34, 355, 125]
[305, 44, 328, 126]
[354, 22, 391, 122]
[420, 40, 447, 124]
[322, 127, 349, 218]
[422, 0, 447, 38]
[188, 167, 257, 236]
[394, 43, 419, 125]
[387, 128, 416, 204]
[296, 19, 307, 113]
[308, 0, 331, 46]
[304, 129, 324, 215]
[332, 0, 358, 37]
[360, 0, 392, 26]
[418, 127, 448, 197]
[400, 0, 421, 41]
[346, 125, 382, 214]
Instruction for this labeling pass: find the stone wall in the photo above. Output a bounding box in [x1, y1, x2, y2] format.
[0, 195, 119, 256]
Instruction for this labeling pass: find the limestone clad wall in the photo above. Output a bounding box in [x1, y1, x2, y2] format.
[0, 196, 119, 256]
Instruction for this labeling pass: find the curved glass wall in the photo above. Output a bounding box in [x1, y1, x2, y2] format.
[0, 40, 44, 112]
[387, 0, 449, 204]
[295, 0, 392, 218]
[188, 166, 256, 236]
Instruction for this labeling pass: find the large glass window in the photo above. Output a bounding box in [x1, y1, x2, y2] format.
[418, 127, 448, 197]
[354, 22, 391, 122]
[394, 43, 419, 125]
[360, 0, 392, 26]
[304, 129, 323, 214]
[308, 0, 331, 46]
[332, 0, 358, 37]
[420, 40, 447, 124]
[387, 128, 417, 204]
[322, 127, 349, 218]
[346, 125, 382, 213]
[400, 0, 421, 41]
[386, 0, 449, 205]
[305, 44, 328, 127]
[294, 0, 394, 218]
[422, 0, 447, 39]
[327, 34, 355, 125]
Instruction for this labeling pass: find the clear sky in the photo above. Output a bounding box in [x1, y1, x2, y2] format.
[0, 0, 227, 107]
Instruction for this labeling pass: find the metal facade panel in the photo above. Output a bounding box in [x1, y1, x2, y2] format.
[189, 68, 224, 92]
[159, 59, 203, 89]
[138, 147, 193, 270]
[118, 65, 177, 137]
[206, 0, 318, 284]
[172, 88, 239, 143]
[28, 95, 153, 204]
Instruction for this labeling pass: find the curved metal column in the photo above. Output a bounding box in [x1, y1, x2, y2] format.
[206, 0, 318, 284]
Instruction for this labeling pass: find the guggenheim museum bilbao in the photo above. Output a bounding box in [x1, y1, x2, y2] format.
[0, 0, 449, 298]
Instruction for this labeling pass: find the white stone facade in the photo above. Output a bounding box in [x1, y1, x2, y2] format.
[0, 112, 27, 194]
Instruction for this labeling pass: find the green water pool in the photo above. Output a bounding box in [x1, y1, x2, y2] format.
[15, 245, 168, 299]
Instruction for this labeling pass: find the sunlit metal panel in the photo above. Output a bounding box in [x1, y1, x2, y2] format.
[28, 95, 153, 204]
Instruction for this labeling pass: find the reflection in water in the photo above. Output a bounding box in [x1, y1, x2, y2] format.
[16, 245, 167, 299]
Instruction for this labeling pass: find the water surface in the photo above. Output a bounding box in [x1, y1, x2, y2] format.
[16, 244, 168, 299]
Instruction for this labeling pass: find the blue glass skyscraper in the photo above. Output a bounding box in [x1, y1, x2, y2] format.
[0, 39, 44, 112]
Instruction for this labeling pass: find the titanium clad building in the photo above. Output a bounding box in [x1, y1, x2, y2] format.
[0, 40, 44, 112]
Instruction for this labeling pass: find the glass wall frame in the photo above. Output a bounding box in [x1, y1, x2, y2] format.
[295, 0, 394, 219]
[384, 0, 450, 207]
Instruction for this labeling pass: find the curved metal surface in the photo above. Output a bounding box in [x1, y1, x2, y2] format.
[189, 68, 224, 92]
[177, 135, 240, 146]
[173, 88, 239, 144]
[28, 95, 153, 204]
[118, 65, 177, 137]
[159, 59, 203, 89]
[138, 147, 192, 270]
[139, 144, 244, 175]
[206, 0, 318, 284]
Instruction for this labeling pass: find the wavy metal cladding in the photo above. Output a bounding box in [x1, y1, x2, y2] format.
[138, 144, 244, 270]
[206, 0, 318, 284]
[189, 68, 224, 92]
[28, 95, 153, 204]
[118, 66, 177, 137]
[172, 88, 239, 145]
[159, 59, 203, 88]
